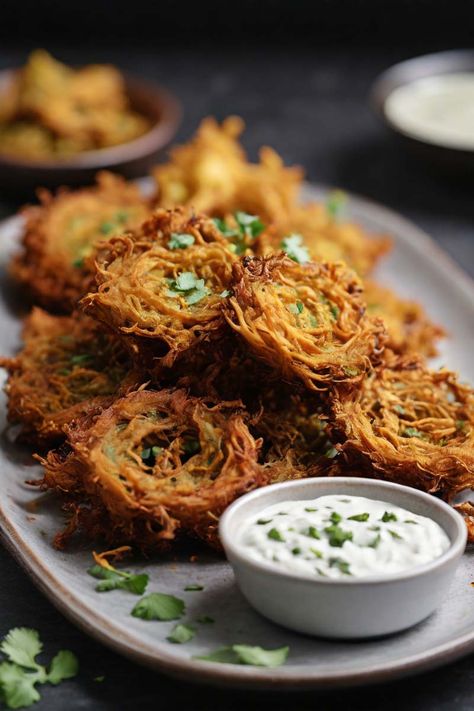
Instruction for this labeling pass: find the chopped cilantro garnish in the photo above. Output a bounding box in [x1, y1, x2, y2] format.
[184, 584, 203, 591]
[168, 272, 210, 305]
[394, 404, 405, 415]
[234, 211, 265, 238]
[329, 557, 351, 575]
[267, 528, 285, 542]
[402, 427, 424, 439]
[195, 645, 288, 667]
[343, 366, 360, 377]
[141, 445, 162, 464]
[70, 354, 93, 366]
[306, 526, 320, 539]
[99, 221, 115, 235]
[0, 628, 78, 709]
[388, 529, 403, 540]
[168, 233, 195, 250]
[291, 547, 301, 555]
[368, 533, 381, 548]
[288, 301, 304, 315]
[404, 519, 418, 524]
[324, 523, 353, 547]
[311, 547, 323, 558]
[280, 233, 310, 264]
[131, 593, 185, 621]
[304, 507, 317, 512]
[329, 511, 342, 524]
[325, 190, 347, 221]
[72, 257, 85, 269]
[330, 304, 340, 320]
[456, 420, 466, 431]
[167, 623, 195, 644]
[88, 563, 149, 595]
[348, 513, 369, 522]
[381, 511, 397, 523]
[257, 518, 272, 525]
[213, 212, 264, 254]
[220, 289, 231, 297]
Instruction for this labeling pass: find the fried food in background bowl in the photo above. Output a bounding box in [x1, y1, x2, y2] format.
[12, 172, 151, 312]
[0, 50, 180, 193]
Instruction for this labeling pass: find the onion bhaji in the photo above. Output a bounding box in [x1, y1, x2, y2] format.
[0, 307, 133, 447]
[226, 254, 386, 390]
[153, 117, 390, 276]
[364, 280, 445, 356]
[0, 50, 150, 159]
[11, 171, 150, 312]
[82, 208, 237, 368]
[329, 353, 474, 502]
[40, 388, 268, 550]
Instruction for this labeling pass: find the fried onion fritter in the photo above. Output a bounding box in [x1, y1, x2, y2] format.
[364, 280, 445, 356]
[82, 208, 237, 368]
[153, 117, 390, 276]
[329, 353, 474, 501]
[12, 171, 150, 312]
[39, 388, 267, 550]
[0, 307, 133, 447]
[226, 254, 386, 390]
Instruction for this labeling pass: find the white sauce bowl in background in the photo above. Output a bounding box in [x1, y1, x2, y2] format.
[219, 478, 467, 639]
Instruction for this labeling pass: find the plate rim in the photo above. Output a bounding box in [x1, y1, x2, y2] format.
[0, 182, 473, 690]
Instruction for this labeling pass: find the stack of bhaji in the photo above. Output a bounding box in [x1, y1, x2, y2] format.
[2, 117, 473, 551]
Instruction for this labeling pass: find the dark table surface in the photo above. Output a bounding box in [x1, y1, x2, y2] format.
[0, 44, 473, 710]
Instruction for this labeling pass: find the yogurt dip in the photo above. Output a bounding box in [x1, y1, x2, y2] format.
[239, 494, 450, 579]
[384, 73, 474, 150]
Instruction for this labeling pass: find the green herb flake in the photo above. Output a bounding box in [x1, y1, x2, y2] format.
[381, 511, 397, 523]
[306, 526, 320, 540]
[456, 419, 466, 431]
[404, 519, 418, 524]
[311, 547, 323, 558]
[267, 528, 285, 542]
[348, 513, 369, 522]
[324, 523, 353, 548]
[394, 404, 405, 415]
[304, 507, 317, 512]
[220, 289, 231, 297]
[280, 233, 310, 264]
[330, 304, 340, 320]
[131, 592, 185, 621]
[195, 644, 288, 667]
[184, 584, 204, 592]
[324, 446, 339, 459]
[368, 533, 381, 549]
[402, 427, 424, 439]
[88, 564, 149, 595]
[168, 233, 195, 250]
[329, 511, 342, 524]
[167, 623, 196, 644]
[291, 547, 301, 556]
[234, 211, 265, 238]
[257, 518, 272, 525]
[325, 190, 347, 221]
[389, 529, 403, 540]
[99, 221, 115, 235]
[72, 257, 85, 269]
[329, 557, 351, 575]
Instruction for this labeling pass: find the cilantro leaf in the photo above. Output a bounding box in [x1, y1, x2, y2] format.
[174, 272, 198, 291]
[234, 211, 264, 238]
[348, 513, 369, 522]
[184, 584, 203, 591]
[131, 593, 185, 621]
[324, 523, 353, 547]
[329, 557, 351, 575]
[280, 234, 310, 264]
[47, 651, 79, 685]
[167, 624, 195, 644]
[88, 564, 149, 595]
[325, 190, 347, 220]
[0, 629, 42, 671]
[195, 645, 288, 667]
[402, 427, 424, 439]
[381, 511, 397, 523]
[168, 233, 195, 250]
[267, 528, 285, 542]
[0, 662, 41, 709]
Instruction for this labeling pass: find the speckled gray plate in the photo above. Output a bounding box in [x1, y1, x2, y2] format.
[0, 182, 473, 690]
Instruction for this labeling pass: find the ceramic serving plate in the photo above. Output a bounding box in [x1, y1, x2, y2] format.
[0, 183, 473, 690]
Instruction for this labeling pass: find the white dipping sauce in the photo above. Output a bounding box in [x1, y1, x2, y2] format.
[240, 495, 450, 579]
[384, 73, 474, 150]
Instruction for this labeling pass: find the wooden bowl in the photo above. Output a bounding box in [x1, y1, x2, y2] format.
[371, 50, 474, 177]
[0, 69, 181, 195]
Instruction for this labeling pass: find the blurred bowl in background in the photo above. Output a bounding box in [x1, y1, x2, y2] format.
[0, 70, 181, 195]
[371, 50, 474, 177]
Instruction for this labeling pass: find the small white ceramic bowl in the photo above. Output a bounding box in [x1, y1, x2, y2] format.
[219, 478, 467, 639]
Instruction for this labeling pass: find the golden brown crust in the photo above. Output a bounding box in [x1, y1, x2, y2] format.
[11, 172, 150, 312]
[364, 280, 445, 356]
[329, 353, 474, 500]
[39, 388, 267, 550]
[226, 254, 386, 390]
[0, 307, 135, 447]
[81, 208, 237, 370]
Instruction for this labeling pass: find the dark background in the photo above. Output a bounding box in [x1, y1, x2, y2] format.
[0, 1, 473, 709]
